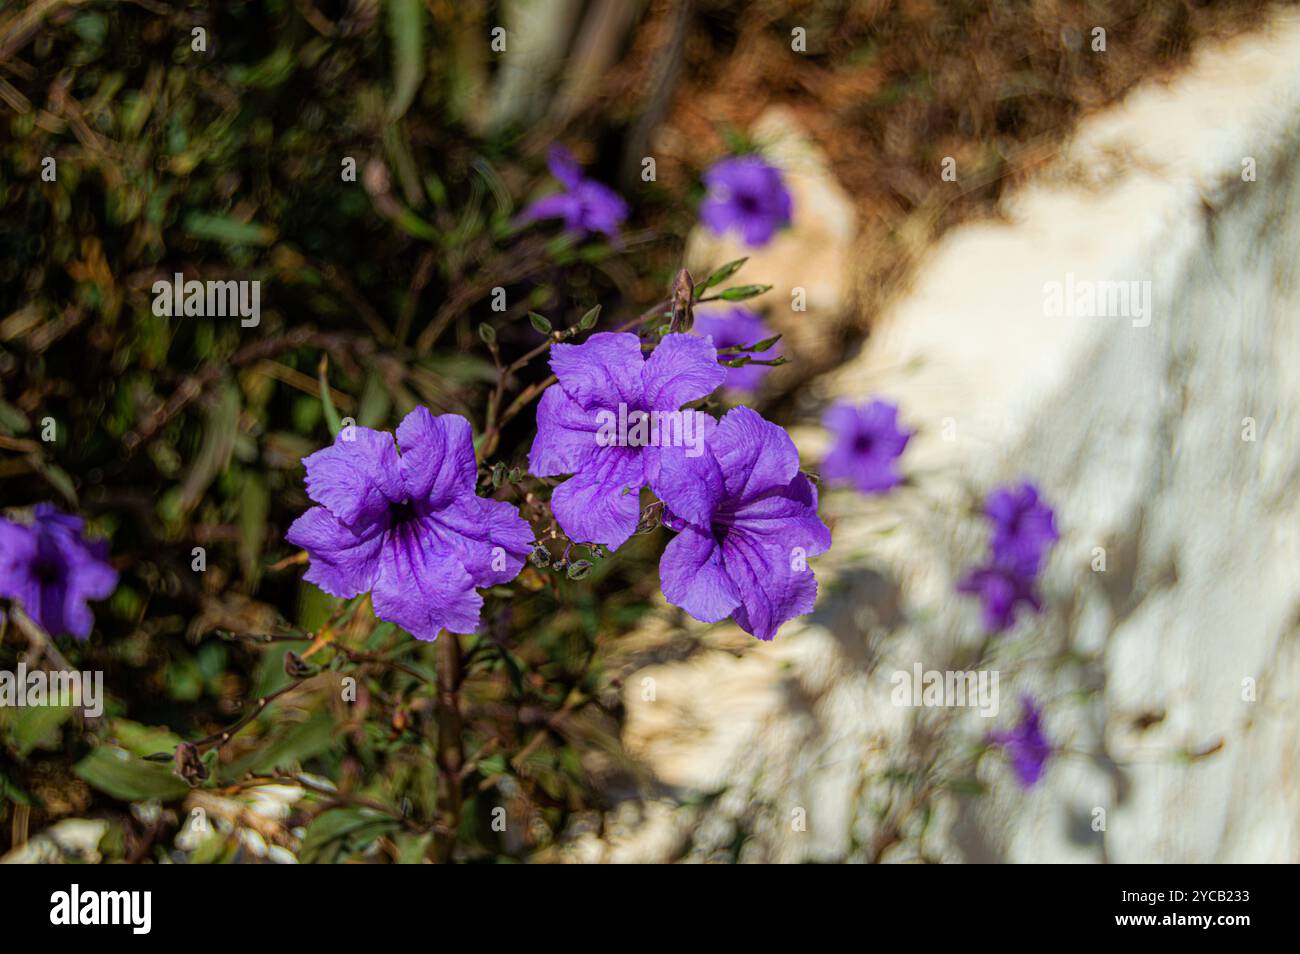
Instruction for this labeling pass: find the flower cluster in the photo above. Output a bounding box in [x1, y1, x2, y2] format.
[0, 503, 118, 639]
[286, 409, 532, 641]
[958, 481, 1058, 632]
[286, 145, 820, 645]
[529, 333, 830, 641]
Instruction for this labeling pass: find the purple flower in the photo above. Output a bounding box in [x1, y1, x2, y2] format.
[989, 694, 1051, 788]
[984, 481, 1058, 574]
[692, 307, 779, 393]
[286, 409, 533, 642]
[648, 406, 831, 641]
[0, 503, 118, 640]
[699, 155, 793, 248]
[528, 332, 725, 551]
[516, 146, 628, 241]
[820, 400, 911, 494]
[957, 562, 1043, 633]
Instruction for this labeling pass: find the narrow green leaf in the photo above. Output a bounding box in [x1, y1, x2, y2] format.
[747, 334, 782, 352]
[387, 0, 425, 121]
[719, 284, 772, 302]
[74, 746, 191, 803]
[182, 212, 275, 246]
[698, 257, 748, 294]
[319, 362, 342, 438]
[528, 312, 553, 335]
[578, 304, 601, 330]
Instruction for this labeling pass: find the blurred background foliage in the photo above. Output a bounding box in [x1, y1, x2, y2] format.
[0, 0, 1271, 862]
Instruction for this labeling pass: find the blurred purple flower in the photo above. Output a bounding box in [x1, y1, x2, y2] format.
[516, 146, 627, 241]
[699, 155, 793, 248]
[286, 409, 532, 642]
[820, 400, 911, 494]
[989, 694, 1051, 788]
[692, 307, 779, 393]
[985, 481, 1058, 574]
[957, 562, 1042, 632]
[649, 406, 831, 640]
[528, 332, 725, 551]
[0, 503, 117, 640]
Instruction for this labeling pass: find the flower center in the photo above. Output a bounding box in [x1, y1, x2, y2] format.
[737, 193, 761, 215]
[853, 434, 874, 455]
[32, 555, 64, 586]
[387, 499, 421, 529]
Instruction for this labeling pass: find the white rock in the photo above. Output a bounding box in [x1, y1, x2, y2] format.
[602, 12, 1300, 863]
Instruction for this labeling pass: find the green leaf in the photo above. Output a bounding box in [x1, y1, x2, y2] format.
[74, 746, 191, 803]
[108, 719, 185, 758]
[218, 708, 338, 781]
[747, 334, 782, 352]
[528, 312, 553, 335]
[387, 0, 425, 121]
[182, 212, 275, 246]
[478, 322, 497, 347]
[578, 304, 602, 330]
[0, 765, 33, 807]
[719, 284, 772, 302]
[1, 704, 75, 758]
[698, 257, 748, 294]
[318, 363, 342, 438]
[239, 473, 270, 587]
[300, 807, 402, 863]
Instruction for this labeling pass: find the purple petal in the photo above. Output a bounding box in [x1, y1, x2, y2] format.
[641, 333, 726, 411]
[548, 332, 645, 412]
[699, 196, 740, 237]
[517, 192, 575, 227]
[396, 407, 477, 509]
[644, 431, 724, 530]
[569, 181, 628, 238]
[528, 384, 603, 477]
[739, 213, 778, 248]
[721, 527, 818, 641]
[659, 525, 741, 623]
[286, 506, 384, 599]
[549, 446, 644, 549]
[729, 474, 831, 557]
[709, 406, 802, 502]
[0, 519, 37, 589]
[371, 520, 482, 640]
[547, 145, 584, 191]
[302, 426, 403, 529]
[425, 495, 534, 588]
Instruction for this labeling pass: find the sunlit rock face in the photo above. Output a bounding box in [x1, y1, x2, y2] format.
[567, 14, 1300, 864]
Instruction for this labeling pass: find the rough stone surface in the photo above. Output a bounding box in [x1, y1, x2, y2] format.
[565, 14, 1300, 863]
